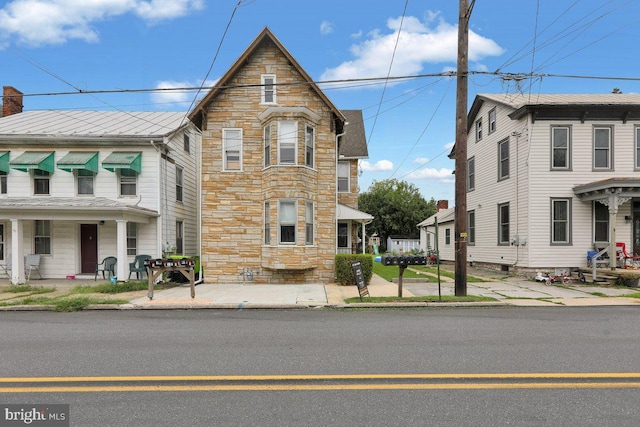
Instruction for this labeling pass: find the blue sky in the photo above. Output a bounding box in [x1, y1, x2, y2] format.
[1, 0, 639, 204]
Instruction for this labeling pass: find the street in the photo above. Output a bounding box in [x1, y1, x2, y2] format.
[1, 308, 640, 426]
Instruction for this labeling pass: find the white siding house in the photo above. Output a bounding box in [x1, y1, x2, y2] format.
[0, 109, 201, 283]
[454, 93, 640, 273]
[418, 207, 455, 262]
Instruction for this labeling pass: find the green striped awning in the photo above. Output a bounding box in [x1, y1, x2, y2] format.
[10, 151, 55, 173]
[57, 152, 98, 173]
[102, 152, 142, 173]
[0, 151, 8, 173]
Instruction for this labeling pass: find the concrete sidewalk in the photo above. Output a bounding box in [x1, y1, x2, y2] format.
[1, 273, 639, 310]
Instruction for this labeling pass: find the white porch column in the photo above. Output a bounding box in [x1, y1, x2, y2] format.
[116, 220, 129, 281]
[361, 222, 366, 254]
[601, 191, 631, 270]
[10, 219, 25, 284]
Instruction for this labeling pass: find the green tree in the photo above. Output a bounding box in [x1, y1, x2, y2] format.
[358, 179, 437, 252]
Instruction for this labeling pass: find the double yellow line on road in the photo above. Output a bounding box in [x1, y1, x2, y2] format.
[1, 373, 640, 393]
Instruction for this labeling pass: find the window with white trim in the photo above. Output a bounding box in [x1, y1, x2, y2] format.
[305, 201, 314, 245]
[261, 74, 276, 104]
[176, 166, 183, 202]
[551, 198, 571, 245]
[305, 125, 314, 168]
[77, 170, 94, 195]
[264, 124, 271, 167]
[278, 121, 297, 164]
[338, 161, 349, 192]
[119, 169, 137, 196]
[0, 223, 4, 260]
[279, 200, 296, 244]
[551, 126, 571, 170]
[34, 220, 51, 255]
[445, 228, 451, 245]
[498, 203, 510, 245]
[264, 201, 271, 245]
[223, 128, 242, 171]
[33, 170, 50, 195]
[183, 134, 190, 153]
[488, 108, 496, 134]
[126, 222, 137, 256]
[635, 126, 640, 169]
[593, 126, 612, 170]
[475, 119, 483, 141]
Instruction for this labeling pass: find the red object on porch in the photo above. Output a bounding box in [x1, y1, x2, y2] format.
[616, 242, 640, 268]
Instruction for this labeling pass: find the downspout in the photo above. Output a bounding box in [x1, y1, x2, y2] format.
[196, 128, 204, 284]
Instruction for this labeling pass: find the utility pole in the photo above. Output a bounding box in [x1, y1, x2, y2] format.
[454, 0, 472, 296]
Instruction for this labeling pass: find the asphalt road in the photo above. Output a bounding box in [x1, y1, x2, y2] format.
[1, 307, 640, 426]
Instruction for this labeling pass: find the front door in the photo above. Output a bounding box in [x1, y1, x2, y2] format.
[80, 224, 98, 274]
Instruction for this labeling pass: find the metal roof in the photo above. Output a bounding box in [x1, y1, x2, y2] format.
[336, 204, 373, 222]
[57, 152, 99, 173]
[478, 93, 640, 109]
[417, 207, 455, 227]
[0, 110, 188, 138]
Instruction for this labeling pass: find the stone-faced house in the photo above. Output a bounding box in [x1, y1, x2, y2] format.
[458, 93, 640, 273]
[189, 27, 371, 284]
[0, 86, 201, 283]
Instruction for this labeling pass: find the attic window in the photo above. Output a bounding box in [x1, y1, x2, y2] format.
[261, 74, 276, 104]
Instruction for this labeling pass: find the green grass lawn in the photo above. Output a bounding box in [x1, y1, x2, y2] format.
[372, 262, 488, 283]
[344, 295, 497, 304]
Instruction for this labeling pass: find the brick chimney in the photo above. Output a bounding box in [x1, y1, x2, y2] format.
[437, 200, 449, 212]
[2, 86, 24, 117]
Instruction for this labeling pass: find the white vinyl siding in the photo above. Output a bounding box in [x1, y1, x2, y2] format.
[223, 128, 242, 171]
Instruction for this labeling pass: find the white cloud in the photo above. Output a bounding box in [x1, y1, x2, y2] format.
[405, 167, 454, 182]
[320, 20, 334, 35]
[151, 78, 216, 107]
[360, 159, 393, 172]
[0, 0, 204, 47]
[321, 12, 504, 83]
[414, 157, 430, 165]
[444, 141, 455, 150]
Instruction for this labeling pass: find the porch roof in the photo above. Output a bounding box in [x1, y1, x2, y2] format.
[573, 178, 640, 201]
[57, 151, 99, 173]
[9, 151, 55, 173]
[0, 197, 158, 222]
[337, 204, 373, 222]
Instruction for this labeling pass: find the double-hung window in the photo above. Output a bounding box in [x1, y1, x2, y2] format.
[278, 121, 297, 164]
[467, 157, 475, 191]
[34, 220, 51, 255]
[264, 201, 271, 245]
[337, 223, 348, 249]
[119, 169, 137, 196]
[183, 134, 190, 153]
[176, 220, 184, 254]
[176, 166, 183, 202]
[551, 126, 571, 170]
[551, 198, 571, 245]
[338, 161, 349, 192]
[77, 170, 94, 195]
[498, 138, 509, 180]
[0, 224, 4, 260]
[636, 126, 640, 170]
[498, 203, 510, 245]
[263, 124, 271, 167]
[305, 201, 314, 245]
[488, 108, 496, 134]
[261, 74, 276, 104]
[279, 200, 296, 244]
[445, 228, 451, 245]
[33, 170, 50, 195]
[305, 125, 314, 168]
[475, 119, 483, 141]
[593, 126, 613, 170]
[126, 222, 137, 255]
[223, 128, 242, 171]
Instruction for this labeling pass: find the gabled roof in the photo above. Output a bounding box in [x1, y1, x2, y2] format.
[339, 110, 368, 159]
[417, 207, 455, 227]
[0, 110, 189, 140]
[188, 27, 346, 130]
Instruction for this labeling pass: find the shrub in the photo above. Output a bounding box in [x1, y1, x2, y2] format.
[335, 254, 373, 286]
[617, 271, 640, 288]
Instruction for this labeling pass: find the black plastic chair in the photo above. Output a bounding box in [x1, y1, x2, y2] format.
[95, 256, 117, 281]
